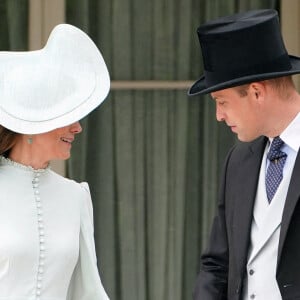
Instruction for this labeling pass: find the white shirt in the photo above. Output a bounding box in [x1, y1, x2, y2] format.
[267, 112, 300, 178]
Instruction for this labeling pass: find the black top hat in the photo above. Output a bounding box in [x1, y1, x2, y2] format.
[188, 9, 300, 96]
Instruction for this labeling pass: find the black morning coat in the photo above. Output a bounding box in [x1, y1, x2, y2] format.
[193, 136, 300, 300]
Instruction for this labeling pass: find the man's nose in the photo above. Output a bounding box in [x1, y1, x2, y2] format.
[216, 106, 225, 122]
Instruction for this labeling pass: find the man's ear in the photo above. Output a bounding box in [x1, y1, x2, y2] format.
[249, 82, 266, 100]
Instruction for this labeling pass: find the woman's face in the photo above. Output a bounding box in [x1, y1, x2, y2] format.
[32, 122, 82, 161]
[8, 122, 82, 169]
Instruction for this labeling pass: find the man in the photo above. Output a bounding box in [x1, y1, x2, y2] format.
[188, 9, 300, 300]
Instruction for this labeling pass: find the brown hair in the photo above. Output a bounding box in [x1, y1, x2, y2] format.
[234, 76, 295, 98]
[264, 76, 295, 98]
[234, 84, 250, 97]
[0, 126, 19, 157]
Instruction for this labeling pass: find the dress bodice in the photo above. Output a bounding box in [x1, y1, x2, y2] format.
[0, 157, 96, 300]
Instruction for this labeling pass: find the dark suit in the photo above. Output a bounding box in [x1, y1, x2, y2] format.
[194, 136, 300, 300]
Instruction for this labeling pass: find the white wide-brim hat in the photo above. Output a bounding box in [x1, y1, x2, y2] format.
[0, 23, 110, 134]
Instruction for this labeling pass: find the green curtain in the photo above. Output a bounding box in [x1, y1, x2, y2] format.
[0, 0, 28, 51]
[66, 0, 279, 299]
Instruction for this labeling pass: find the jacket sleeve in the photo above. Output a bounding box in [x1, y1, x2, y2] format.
[193, 148, 235, 300]
[67, 182, 110, 300]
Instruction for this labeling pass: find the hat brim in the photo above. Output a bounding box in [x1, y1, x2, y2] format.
[188, 55, 300, 96]
[0, 24, 110, 134]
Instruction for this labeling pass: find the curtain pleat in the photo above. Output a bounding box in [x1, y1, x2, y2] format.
[0, 0, 28, 51]
[66, 0, 279, 299]
[0, 0, 280, 299]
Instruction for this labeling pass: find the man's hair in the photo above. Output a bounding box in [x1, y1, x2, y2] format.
[234, 76, 295, 98]
[234, 84, 250, 97]
[265, 76, 295, 98]
[0, 126, 18, 156]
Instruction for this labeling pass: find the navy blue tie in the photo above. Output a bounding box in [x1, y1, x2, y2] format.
[265, 137, 287, 203]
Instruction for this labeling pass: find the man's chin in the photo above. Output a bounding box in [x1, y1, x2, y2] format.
[237, 134, 260, 143]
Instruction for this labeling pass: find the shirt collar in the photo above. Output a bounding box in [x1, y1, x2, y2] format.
[279, 112, 300, 152]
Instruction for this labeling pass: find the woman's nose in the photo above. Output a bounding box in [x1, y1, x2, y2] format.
[70, 121, 82, 134]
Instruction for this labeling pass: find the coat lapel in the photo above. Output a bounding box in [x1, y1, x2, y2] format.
[232, 137, 267, 274]
[278, 149, 300, 262]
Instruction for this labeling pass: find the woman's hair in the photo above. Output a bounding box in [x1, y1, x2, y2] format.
[0, 126, 19, 156]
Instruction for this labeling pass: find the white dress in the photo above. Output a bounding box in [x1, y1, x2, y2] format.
[0, 156, 109, 300]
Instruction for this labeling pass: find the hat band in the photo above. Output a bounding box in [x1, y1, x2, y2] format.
[204, 54, 292, 86]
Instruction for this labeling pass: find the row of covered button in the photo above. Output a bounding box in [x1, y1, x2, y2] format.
[33, 172, 45, 300]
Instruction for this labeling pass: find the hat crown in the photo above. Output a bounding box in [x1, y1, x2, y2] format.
[199, 9, 289, 77]
[188, 9, 300, 96]
[198, 9, 276, 35]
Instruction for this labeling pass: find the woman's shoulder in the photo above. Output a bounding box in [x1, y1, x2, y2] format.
[47, 169, 90, 195]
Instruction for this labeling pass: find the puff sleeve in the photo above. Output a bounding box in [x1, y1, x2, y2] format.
[67, 182, 109, 300]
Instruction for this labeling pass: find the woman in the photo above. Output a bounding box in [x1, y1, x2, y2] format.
[0, 24, 110, 299]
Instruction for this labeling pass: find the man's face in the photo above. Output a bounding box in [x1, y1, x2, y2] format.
[211, 86, 264, 142]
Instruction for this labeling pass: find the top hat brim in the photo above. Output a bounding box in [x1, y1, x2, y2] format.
[188, 55, 300, 96]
